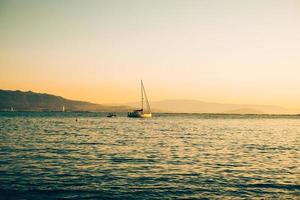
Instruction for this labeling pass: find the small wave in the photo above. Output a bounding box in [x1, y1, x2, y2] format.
[237, 183, 300, 191]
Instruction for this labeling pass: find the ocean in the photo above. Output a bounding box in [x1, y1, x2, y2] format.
[1, 112, 300, 199]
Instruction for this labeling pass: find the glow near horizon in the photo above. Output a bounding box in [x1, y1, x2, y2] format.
[0, 0, 300, 108]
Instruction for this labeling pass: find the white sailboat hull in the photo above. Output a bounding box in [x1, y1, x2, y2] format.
[140, 113, 152, 118]
[128, 111, 152, 118]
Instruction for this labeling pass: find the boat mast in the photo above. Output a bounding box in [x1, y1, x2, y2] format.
[141, 80, 144, 111]
[142, 81, 151, 113]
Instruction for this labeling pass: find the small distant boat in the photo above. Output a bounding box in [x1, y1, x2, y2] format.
[128, 80, 152, 118]
[107, 113, 117, 118]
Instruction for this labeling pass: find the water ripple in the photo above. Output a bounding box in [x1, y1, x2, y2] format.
[1, 113, 300, 199]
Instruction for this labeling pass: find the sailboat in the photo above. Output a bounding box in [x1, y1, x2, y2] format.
[128, 80, 152, 118]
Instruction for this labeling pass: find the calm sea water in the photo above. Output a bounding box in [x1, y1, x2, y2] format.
[1, 112, 300, 199]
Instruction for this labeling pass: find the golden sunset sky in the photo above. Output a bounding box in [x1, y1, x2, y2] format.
[1, 0, 300, 108]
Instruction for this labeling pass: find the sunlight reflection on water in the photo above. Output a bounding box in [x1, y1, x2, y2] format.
[1, 113, 300, 199]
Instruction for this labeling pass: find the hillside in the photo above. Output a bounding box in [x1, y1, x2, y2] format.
[224, 108, 264, 114]
[1, 90, 296, 114]
[0, 90, 130, 112]
[124, 99, 294, 114]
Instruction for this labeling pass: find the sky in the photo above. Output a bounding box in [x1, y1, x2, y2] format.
[1, 0, 300, 108]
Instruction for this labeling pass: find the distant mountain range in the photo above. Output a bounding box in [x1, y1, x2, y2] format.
[123, 99, 295, 114]
[0, 90, 130, 112]
[0, 89, 297, 114]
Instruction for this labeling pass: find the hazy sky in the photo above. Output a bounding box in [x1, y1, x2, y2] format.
[1, 0, 300, 107]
